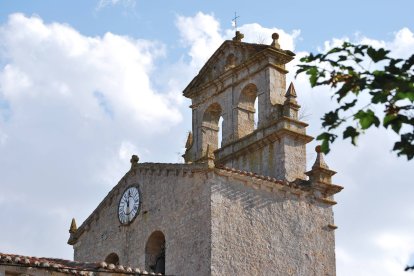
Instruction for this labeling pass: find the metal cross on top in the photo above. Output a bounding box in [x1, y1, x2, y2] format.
[232, 12, 240, 31]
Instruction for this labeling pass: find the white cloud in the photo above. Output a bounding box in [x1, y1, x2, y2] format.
[359, 27, 414, 59]
[175, 12, 300, 71]
[0, 13, 181, 132]
[176, 12, 223, 69]
[0, 13, 183, 258]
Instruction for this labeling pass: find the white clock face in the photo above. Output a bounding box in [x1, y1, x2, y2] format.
[118, 186, 140, 225]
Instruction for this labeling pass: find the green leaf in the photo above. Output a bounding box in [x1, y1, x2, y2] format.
[393, 132, 414, 160]
[338, 55, 347, 62]
[339, 99, 357, 111]
[353, 44, 367, 55]
[354, 109, 380, 129]
[307, 67, 319, 87]
[343, 126, 359, 145]
[385, 114, 408, 134]
[367, 47, 390, 63]
[402, 54, 414, 71]
[391, 120, 402, 134]
[327, 47, 342, 55]
[316, 132, 338, 154]
[395, 91, 414, 102]
[383, 114, 397, 128]
[321, 111, 340, 129]
[371, 90, 390, 104]
[295, 65, 310, 76]
[298, 42, 414, 160]
[336, 81, 354, 101]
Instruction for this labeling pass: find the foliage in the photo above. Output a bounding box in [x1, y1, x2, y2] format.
[405, 265, 414, 272]
[296, 42, 414, 160]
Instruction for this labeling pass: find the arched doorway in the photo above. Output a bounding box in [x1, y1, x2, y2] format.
[105, 253, 119, 265]
[145, 231, 165, 274]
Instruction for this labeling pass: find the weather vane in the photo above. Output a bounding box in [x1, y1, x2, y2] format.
[232, 12, 240, 31]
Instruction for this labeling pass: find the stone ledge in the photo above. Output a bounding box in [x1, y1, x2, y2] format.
[215, 117, 313, 164]
[312, 181, 344, 197]
[214, 166, 341, 206]
[316, 197, 338, 206]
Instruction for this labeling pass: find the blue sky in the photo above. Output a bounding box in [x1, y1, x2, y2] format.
[2, 0, 412, 51]
[0, 1, 413, 275]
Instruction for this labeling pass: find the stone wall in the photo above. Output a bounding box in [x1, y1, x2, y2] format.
[73, 162, 339, 276]
[74, 164, 212, 276]
[209, 171, 336, 276]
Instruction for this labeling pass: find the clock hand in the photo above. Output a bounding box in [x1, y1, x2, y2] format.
[127, 196, 131, 214]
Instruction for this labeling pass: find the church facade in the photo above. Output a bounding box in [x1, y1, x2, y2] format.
[67, 31, 343, 276]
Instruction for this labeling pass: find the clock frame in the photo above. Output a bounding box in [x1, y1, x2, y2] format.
[118, 185, 141, 225]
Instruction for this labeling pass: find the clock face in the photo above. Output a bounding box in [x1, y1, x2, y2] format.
[118, 186, 141, 225]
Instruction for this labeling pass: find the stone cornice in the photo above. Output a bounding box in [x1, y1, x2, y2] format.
[185, 44, 293, 102]
[312, 181, 344, 196]
[305, 167, 337, 177]
[214, 166, 342, 205]
[214, 117, 313, 164]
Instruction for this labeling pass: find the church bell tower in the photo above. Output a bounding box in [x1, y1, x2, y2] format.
[68, 31, 343, 276]
[182, 32, 312, 182]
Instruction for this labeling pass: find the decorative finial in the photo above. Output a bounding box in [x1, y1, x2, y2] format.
[283, 82, 300, 119]
[130, 154, 139, 168]
[231, 12, 244, 42]
[313, 145, 329, 169]
[285, 82, 297, 99]
[271, 33, 280, 48]
[69, 218, 77, 234]
[305, 145, 337, 185]
[233, 30, 244, 42]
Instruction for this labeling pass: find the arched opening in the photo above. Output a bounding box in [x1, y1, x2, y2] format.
[254, 97, 258, 129]
[237, 84, 258, 138]
[201, 103, 223, 154]
[145, 231, 165, 274]
[105, 253, 119, 265]
[218, 116, 224, 147]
